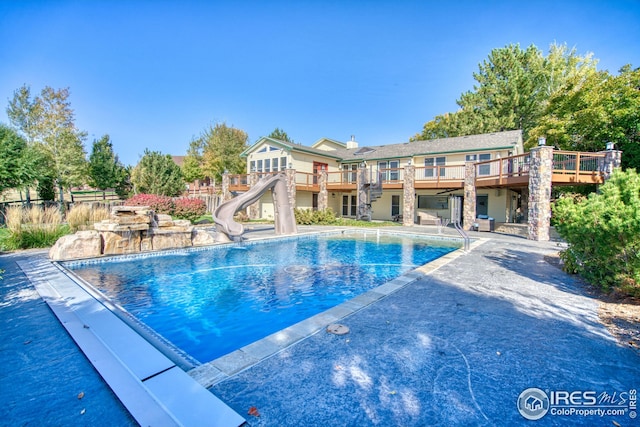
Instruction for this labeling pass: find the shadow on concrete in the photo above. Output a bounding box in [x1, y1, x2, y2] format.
[211, 248, 639, 426]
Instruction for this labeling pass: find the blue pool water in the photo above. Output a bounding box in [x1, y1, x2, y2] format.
[64, 232, 458, 363]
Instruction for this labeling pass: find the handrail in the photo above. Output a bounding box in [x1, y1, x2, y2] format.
[453, 220, 470, 252]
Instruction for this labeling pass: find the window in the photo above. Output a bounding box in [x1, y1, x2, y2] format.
[257, 160, 263, 172]
[342, 195, 358, 217]
[264, 159, 270, 173]
[280, 156, 287, 170]
[417, 196, 449, 210]
[478, 153, 491, 176]
[465, 154, 477, 162]
[258, 146, 267, 153]
[269, 146, 279, 151]
[391, 195, 400, 216]
[424, 157, 445, 177]
[250, 160, 256, 172]
[272, 157, 279, 171]
[343, 164, 358, 183]
[378, 160, 400, 181]
[389, 160, 399, 180]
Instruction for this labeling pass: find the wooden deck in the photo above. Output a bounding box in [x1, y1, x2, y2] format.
[227, 151, 607, 193]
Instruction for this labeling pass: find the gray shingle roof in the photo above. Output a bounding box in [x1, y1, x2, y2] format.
[244, 130, 523, 162]
[333, 130, 523, 162]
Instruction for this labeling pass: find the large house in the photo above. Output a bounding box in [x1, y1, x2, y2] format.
[232, 129, 617, 240]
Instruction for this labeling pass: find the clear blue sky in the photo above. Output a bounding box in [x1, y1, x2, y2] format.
[1, 0, 639, 166]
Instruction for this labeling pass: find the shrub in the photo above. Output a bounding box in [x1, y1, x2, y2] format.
[125, 194, 175, 215]
[294, 208, 338, 225]
[1, 206, 68, 250]
[173, 198, 207, 223]
[66, 204, 111, 232]
[553, 168, 640, 296]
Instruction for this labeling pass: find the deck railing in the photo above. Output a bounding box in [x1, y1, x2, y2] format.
[474, 153, 531, 185]
[223, 150, 607, 194]
[552, 151, 605, 175]
[414, 165, 466, 183]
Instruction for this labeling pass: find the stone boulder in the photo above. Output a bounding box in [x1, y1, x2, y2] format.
[102, 230, 142, 255]
[192, 228, 216, 246]
[49, 230, 102, 261]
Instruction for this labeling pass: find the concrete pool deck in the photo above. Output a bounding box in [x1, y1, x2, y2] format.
[2, 225, 640, 426]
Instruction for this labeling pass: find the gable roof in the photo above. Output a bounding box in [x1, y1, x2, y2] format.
[242, 130, 523, 163]
[241, 137, 344, 160]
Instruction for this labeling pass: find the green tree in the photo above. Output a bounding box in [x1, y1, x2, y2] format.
[268, 127, 294, 143]
[181, 138, 205, 183]
[6, 85, 88, 208]
[199, 122, 248, 184]
[530, 65, 640, 169]
[131, 149, 184, 196]
[553, 169, 640, 296]
[0, 124, 40, 194]
[413, 43, 597, 142]
[88, 134, 129, 191]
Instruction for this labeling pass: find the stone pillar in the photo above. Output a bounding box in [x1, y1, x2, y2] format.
[221, 172, 231, 202]
[403, 164, 415, 226]
[249, 171, 260, 220]
[356, 164, 369, 220]
[285, 168, 297, 210]
[462, 162, 476, 230]
[318, 169, 328, 211]
[601, 149, 622, 181]
[527, 146, 553, 241]
[520, 187, 529, 222]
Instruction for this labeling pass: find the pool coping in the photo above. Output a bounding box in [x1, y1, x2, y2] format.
[187, 230, 487, 388]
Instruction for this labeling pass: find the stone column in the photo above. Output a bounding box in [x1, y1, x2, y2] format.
[462, 162, 476, 230]
[601, 149, 622, 181]
[318, 169, 328, 211]
[248, 171, 260, 220]
[527, 146, 553, 241]
[221, 172, 231, 202]
[285, 168, 297, 210]
[356, 164, 368, 220]
[403, 164, 415, 226]
[520, 187, 529, 222]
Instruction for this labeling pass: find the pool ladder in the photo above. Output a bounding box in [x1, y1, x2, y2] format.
[453, 220, 470, 252]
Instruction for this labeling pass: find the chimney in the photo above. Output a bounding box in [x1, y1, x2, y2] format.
[346, 135, 358, 149]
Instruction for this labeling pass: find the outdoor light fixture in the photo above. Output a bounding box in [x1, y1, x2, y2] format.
[606, 142, 615, 150]
[407, 159, 412, 166]
[538, 137, 546, 146]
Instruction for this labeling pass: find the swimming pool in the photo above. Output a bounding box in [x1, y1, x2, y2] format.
[63, 231, 459, 363]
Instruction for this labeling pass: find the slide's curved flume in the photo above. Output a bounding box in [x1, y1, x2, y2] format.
[213, 173, 297, 242]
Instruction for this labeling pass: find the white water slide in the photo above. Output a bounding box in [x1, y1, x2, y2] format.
[213, 173, 297, 241]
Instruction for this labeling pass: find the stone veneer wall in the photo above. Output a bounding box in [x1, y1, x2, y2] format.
[462, 163, 476, 230]
[248, 172, 259, 220]
[527, 146, 553, 241]
[403, 164, 415, 226]
[285, 168, 297, 210]
[601, 149, 622, 180]
[356, 165, 367, 220]
[318, 170, 328, 211]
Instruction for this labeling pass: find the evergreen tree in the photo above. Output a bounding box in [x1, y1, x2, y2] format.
[268, 128, 294, 143]
[88, 135, 128, 190]
[131, 149, 184, 196]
